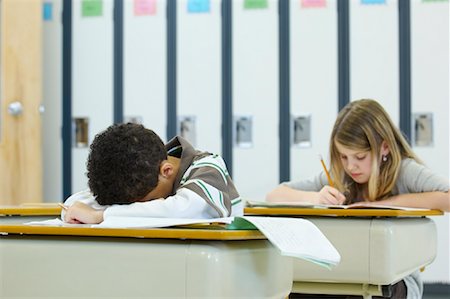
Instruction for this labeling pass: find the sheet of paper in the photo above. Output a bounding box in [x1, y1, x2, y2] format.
[25, 218, 64, 226]
[24, 218, 91, 227]
[24, 217, 234, 229]
[93, 216, 234, 228]
[241, 216, 340, 269]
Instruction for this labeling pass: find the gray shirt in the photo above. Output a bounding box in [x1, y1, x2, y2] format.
[283, 158, 448, 299]
[284, 158, 449, 194]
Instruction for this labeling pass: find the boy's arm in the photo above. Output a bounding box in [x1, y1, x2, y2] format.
[103, 188, 218, 219]
[61, 189, 106, 223]
[62, 188, 217, 224]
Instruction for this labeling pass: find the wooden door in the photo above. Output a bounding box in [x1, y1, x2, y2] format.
[0, 0, 42, 204]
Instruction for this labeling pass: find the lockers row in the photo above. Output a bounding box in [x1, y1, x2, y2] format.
[42, 0, 449, 281]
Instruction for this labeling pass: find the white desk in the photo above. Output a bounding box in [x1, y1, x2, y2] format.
[245, 207, 441, 298]
[0, 206, 293, 299]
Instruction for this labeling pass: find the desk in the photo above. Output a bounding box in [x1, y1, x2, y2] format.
[0, 203, 61, 224]
[0, 210, 292, 298]
[245, 207, 441, 298]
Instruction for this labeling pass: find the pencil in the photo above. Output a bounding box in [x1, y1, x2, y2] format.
[58, 203, 68, 210]
[319, 154, 334, 187]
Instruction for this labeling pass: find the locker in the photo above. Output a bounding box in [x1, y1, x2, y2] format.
[289, 0, 339, 183]
[123, 0, 167, 140]
[71, 0, 114, 192]
[177, 0, 222, 153]
[410, 0, 449, 284]
[232, 0, 279, 200]
[349, 0, 399, 123]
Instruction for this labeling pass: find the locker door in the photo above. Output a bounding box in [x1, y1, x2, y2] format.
[177, 0, 222, 153]
[232, 0, 279, 200]
[71, 0, 114, 192]
[43, 0, 63, 202]
[350, 0, 399, 123]
[123, 0, 167, 140]
[411, 0, 449, 284]
[289, 0, 339, 182]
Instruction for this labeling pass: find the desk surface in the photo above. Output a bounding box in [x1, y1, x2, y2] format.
[0, 203, 61, 216]
[244, 206, 443, 217]
[0, 223, 265, 241]
[2, 204, 443, 218]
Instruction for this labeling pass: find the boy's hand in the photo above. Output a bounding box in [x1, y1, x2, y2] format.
[64, 201, 104, 224]
[317, 186, 346, 205]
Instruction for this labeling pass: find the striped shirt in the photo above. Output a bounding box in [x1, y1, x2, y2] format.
[63, 136, 243, 220]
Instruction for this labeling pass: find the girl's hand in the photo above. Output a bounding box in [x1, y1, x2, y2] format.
[316, 186, 346, 205]
[64, 201, 104, 224]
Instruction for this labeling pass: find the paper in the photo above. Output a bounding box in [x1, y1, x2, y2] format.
[43, 2, 53, 21]
[244, 0, 268, 9]
[94, 216, 234, 228]
[134, 0, 156, 16]
[361, 0, 386, 4]
[24, 217, 234, 228]
[301, 0, 326, 8]
[242, 216, 340, 269]
[188, 0, 210, 13]
[82, 0, 103, 17]
[24, 218, 91, 227]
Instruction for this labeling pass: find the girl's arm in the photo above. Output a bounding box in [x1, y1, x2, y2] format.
[373, 190, 450, 212]
[266, 185, 345, 205]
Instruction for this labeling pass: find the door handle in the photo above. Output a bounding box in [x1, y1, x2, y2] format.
[7, 101, 23, 116]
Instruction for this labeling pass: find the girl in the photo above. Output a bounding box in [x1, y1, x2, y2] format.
[266, 99, 449, 299]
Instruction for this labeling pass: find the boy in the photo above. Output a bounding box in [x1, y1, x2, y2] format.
[62, 123, 243, 224]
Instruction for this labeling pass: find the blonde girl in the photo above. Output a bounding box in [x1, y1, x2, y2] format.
[267, 99, 449, 211]
[266, 99, 449, 299]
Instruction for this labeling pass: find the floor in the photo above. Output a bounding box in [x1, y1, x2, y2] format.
[288, 288, 450, 299]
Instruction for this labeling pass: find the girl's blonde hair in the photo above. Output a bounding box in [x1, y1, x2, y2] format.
[329, 99, 420, 202]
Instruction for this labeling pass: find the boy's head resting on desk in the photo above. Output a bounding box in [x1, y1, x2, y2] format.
[87, 123, 179, 205]
[330, 99, 419, 202]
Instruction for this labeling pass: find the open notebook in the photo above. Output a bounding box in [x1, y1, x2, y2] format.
[245, 199, 432, 211]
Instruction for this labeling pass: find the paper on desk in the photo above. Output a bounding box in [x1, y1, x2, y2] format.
[24, 217, 234, 228]
[25, 218, 64, 226]
[24, 218, 91, 227]
[93, 216, 234, 228]
[241, 216, 340, 269]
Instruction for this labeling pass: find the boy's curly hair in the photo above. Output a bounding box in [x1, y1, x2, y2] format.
[87, 123, 167, 205]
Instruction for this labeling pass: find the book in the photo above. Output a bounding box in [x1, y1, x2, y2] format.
[245, 200, 432, 211]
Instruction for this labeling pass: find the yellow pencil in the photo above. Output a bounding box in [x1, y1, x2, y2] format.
[58, 203, 68, 210]
[319, 154, 334, 187]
